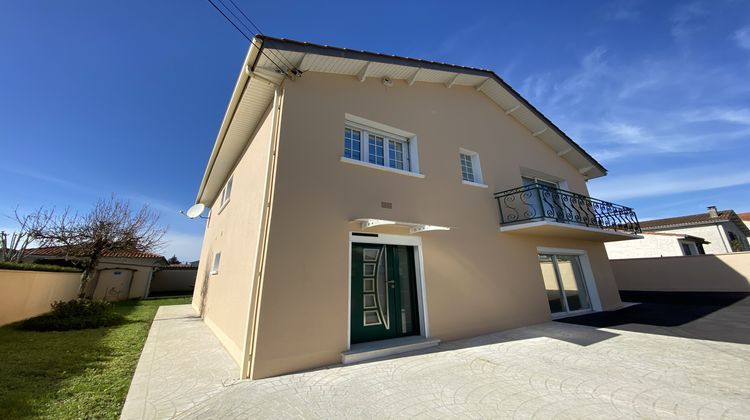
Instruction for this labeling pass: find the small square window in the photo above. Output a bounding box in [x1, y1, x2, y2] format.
[459, 150, 483, 184]
[211, 252, 221, 275]
[220, 176, 233, 208]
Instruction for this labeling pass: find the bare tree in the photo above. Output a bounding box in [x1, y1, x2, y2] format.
[38, 197, 166, 298]
[0, 207, 54, 263]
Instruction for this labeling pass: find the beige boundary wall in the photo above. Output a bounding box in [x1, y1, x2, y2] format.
[150, 268, 197, 295]
[0, 269, 81, 325]
[612, 252, 750, 292]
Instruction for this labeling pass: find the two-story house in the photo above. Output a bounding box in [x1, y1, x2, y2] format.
[192, 36, 642, 380]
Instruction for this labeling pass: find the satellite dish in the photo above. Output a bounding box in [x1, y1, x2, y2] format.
[185, 203, 206, 219]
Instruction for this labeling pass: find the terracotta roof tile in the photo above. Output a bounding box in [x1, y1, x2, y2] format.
[639, 210, 733, 230]
[26, 246, 163, 259]
[738, 212, 750, 221]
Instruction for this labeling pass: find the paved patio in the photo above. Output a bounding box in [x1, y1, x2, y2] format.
[122, 297, 750, 419]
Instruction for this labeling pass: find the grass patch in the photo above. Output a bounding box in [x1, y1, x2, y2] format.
[0, 261, 82, 272]
[0, 297, 191, 419]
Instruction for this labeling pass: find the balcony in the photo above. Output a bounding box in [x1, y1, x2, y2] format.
[494, 183, 642, 241]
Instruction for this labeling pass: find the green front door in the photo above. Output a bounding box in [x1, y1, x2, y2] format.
[351, 243, 420, 344]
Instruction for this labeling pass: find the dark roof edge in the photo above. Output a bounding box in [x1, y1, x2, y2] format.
[257, 35, 607, 175]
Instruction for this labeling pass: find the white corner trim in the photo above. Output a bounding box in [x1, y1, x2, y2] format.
[340, 157, 425, 178]
[461, 180, 488, 189]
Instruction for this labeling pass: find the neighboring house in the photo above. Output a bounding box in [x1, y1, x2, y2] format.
[605, 232, 709, 259]
[739, 212, 750, 233]
[24, 247, 167, 301]
[611, 206, 749, 256]
[192, 36, 642, 380]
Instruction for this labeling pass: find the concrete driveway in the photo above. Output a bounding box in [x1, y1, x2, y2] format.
[122, 295, 750, 419]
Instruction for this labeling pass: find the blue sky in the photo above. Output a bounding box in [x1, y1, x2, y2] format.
[2, 0, 749, 261]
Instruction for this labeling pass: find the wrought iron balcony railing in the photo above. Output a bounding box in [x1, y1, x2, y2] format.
[494, 183, 641, 235]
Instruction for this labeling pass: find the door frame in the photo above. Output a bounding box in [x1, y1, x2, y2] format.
[536, 247, 602, 314]
[348, 232, 430, 350]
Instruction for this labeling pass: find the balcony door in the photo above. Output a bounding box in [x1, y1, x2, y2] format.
[522, 176, 565, 222]
[538, 254, 592, 315]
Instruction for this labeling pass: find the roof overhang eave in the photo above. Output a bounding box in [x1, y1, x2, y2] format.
[257, 36, 607, 178]
[195, 38, 264, 205]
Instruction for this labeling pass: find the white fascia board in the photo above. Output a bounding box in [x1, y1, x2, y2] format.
[196, 38, 263, 204]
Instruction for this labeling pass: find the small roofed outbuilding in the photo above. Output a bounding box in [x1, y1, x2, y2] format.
[24, 247, 168, 301]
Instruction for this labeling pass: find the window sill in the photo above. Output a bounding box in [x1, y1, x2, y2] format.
[462, 180, 488, 188]
[340, 157, 425, 178]
[210, 271, 219, 275]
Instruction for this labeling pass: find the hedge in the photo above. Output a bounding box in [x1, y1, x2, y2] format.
[0, 261, 82, 273]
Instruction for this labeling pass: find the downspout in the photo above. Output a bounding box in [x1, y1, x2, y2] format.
[240, 84, 284, 379]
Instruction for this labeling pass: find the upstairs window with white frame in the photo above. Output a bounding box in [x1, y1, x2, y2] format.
[343, 117, 417, 174]
[459, 149, 484, 185]
[220, 176, 233, 208]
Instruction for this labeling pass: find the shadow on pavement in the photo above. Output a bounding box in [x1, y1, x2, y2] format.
[557, 291, 750, 345]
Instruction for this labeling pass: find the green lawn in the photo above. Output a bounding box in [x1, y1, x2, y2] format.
[0, 297, 191, 419]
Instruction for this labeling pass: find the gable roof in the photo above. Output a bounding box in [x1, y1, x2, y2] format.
[640, 209, 750, 235]
[196, 36, 608, 205]
[26, 246, 164, 260]
[738, 212, 750, 221]
[643, 232, 710, 243]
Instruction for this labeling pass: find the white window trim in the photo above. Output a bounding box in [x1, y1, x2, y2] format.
[521, 171, 568, 191]
[458, 148, 484, 186]
[536, 247, 602, 313]
[343, 114, 421, 175]
[340, 156, 425, 178]
[217, 176, 233, 214]
[210, 252, 221, 275]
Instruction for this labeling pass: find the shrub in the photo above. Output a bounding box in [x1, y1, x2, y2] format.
[0, 261, 82, 273]
[19, 299, 123, 331]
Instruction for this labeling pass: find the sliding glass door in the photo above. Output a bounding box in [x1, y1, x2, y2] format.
[538, 254, 592, 314]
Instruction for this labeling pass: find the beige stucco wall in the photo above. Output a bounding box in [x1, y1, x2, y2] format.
[248, 73, 622, 379]
[0, 269, 81, 325]
[192, 104, 275, 365]
[612, 252, 750, 292]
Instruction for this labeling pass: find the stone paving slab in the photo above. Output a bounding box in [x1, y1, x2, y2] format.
[120, 305, 238, 420]
[123, 300, 750, 419]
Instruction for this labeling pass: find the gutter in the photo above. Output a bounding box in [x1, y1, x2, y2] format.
[240, 85, 284, 379]
[195, 38, 265, 205]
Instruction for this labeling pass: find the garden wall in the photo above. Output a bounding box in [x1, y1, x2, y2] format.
[612, 252, 750, 292]
[0, 269, 81, 325]
[149, 267, 197, 296]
